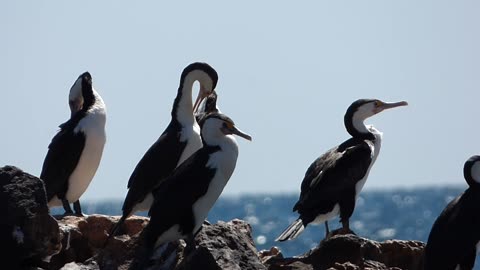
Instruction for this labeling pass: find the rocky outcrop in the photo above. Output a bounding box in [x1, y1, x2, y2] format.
[51, 216, 266, 270]
[0, 165, 61, 269]
[44, 215, 424, 270]
[262, 233, 425, 270]
[1, 166, 426, 270]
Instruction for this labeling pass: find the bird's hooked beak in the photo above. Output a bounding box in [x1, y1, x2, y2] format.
[223, 124, 252, 141]
[193, 85, 211, 113]
[375, 100, 408, 113]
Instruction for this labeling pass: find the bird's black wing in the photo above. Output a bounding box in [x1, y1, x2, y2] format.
[40, 119, 86, 201]
[424, 189, 480, 270]
[145, 146, 219, 239]
[294, 139, 373, 212]
[122, 121, 187, 213]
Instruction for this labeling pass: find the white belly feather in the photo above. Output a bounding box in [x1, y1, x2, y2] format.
[177, 123, 202, 166]
[67, 107, 106, 202]
[355, 128, 382, 198]
[312, 204, 340, 224]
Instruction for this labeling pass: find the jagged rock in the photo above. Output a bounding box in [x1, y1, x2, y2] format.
[264, 233, 424, 270]
[0, 165, 61, 269]
[50, 214, 149, 270]
[60, 259, 99, 270]
[129, 219, 267, 270]
[18, 209, 425, 270]
[181, 219, 266, 270]
[49, 216, 267, 270]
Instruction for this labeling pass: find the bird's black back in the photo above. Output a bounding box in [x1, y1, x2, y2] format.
[122, 120, 187, 214]
[294, 137, 373, 223]
[143, 145, 220, 247]
[40, 112, 87, 201]
[425, 187, 480, 270]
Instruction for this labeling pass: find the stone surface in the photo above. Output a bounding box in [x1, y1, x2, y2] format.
[264, 233, 425, 270]
[3, 192, 427, 270]
[187, 219, 267, 270]
[0, 165, 61, 269]
[51, 214, 149, 270]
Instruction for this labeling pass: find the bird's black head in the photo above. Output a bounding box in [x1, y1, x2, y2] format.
[196, 91, 218, 115]
[179, 62, 219, 113]
[464, 155, 480, 188]
[69, 71, 94, 116]
[344, 98, 408, 139]
[180, 62, 218, 90]
[195, 91, 219, 129]
[201, 112, 252, 145]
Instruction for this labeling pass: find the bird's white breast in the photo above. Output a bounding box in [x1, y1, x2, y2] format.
[67, 100, 106, 202]
[191, 135, 239, 233]
[177, 123, 202, 166]
[355, 127, 382, 198]
[312, 203, 340, 224]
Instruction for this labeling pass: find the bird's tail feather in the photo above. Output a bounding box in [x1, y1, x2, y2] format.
[275, 219, 305, 242]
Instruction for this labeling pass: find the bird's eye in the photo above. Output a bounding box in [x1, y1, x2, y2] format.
[224, 121, 234, 130]
[374, 101, 382, 107]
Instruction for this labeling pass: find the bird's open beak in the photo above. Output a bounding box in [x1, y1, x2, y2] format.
[230, 126, 252, 141]
[378, 101, 408, 112]
[193, 86, 210, 113]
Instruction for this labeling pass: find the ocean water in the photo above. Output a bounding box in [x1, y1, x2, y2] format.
[55, 186, 480, 269]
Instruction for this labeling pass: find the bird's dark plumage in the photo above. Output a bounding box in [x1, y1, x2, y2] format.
[424, 156, 480, 270]
[41, 117, 86, 202]
[294, 138, 373, 223]
[108, 63, 218, 241]
[128, 112, 251, 269]
[276, 99, 407, 242]
[40, 71, 105, 215]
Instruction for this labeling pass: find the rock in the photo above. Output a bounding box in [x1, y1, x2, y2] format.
[0, 165, 61, 269]
[181, 219, 267, 270]
[129, 219, 267, 270]
[50, 214, 149, 270]
[264, 233, 425, 270]
[6, 200, 425, 270]
[60, 259, 99, 270]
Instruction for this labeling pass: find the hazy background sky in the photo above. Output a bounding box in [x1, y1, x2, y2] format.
[2, 1, 479, 201]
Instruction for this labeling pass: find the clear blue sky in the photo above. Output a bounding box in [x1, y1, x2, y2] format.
[2, 1, 479, 201]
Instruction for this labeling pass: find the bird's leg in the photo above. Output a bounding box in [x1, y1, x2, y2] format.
[324, 221, 330, 237]
[184, 234, 197, 255]
[341, 219, 349, 231]
[62, 199, 74, 216]
[73, 200, 84, 216]
[340, 219, 356, 235]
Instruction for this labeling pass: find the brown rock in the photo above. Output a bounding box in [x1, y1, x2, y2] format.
[265, 233, 425, 270]
[26, 213, 425, 270]
[48, 214, 148, 270]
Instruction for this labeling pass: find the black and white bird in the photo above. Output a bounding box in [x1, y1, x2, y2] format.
[41, 71, 107, 216]
[194, 90, 219, 128]
[108, 63, 218, 238]
[129, 113, 251, 270]
[276, 99, 407, 242]
[424, 155, 480, 270]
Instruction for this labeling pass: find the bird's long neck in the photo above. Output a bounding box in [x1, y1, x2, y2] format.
[81, 84, 96, 112]
[205, 135, 239, 180]
[345, 113, 376, 141]
[172, 75, 196, 127]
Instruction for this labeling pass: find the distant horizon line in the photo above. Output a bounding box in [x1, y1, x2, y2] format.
[81, 184, 467, 203]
